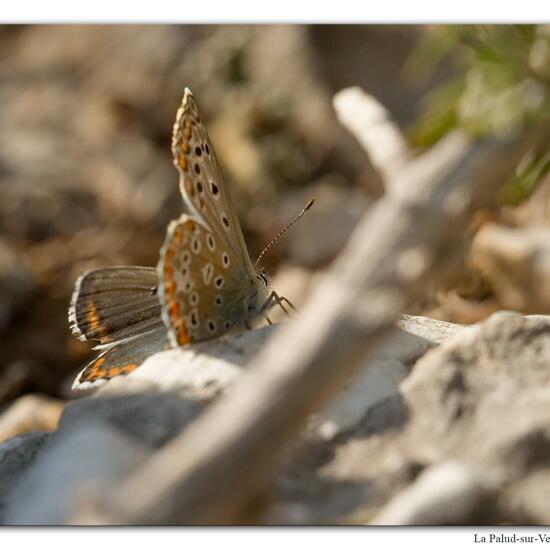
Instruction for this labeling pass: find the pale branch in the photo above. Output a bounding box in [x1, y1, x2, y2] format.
[72, 89, 550, 525]
[333, 87, 410, 184]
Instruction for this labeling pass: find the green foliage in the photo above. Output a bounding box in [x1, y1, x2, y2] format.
[500, 150, 550, 205]
[407, 78, 464, 147]
[409, 25, 550, 203]
[410, 26, 550, 139]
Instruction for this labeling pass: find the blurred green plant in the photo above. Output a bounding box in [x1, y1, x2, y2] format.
[500, 149, 550, 205]
[407, 25, 550, 203]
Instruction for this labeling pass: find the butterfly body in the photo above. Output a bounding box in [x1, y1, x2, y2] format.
[69, 88, 278, 390]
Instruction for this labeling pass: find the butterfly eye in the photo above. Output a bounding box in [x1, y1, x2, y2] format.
[256, 273, 268, 287]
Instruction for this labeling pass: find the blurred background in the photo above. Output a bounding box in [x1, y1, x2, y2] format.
[1, 24, 549, 405]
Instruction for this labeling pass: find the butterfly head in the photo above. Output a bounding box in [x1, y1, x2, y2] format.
[244, 269, 270, 320]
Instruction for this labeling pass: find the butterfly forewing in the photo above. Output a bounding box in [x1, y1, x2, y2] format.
[157, 213, 255, 348]
[69, 266, 161, 345]
[172, 88, 254, 273]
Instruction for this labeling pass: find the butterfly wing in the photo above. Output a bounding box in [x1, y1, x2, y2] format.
[72, 326, 167, 390]
[172, 88, 255, 274]
[70, 89, 272, 388]
[69, 266, 167, 390]
[157, 213, 260, 348]
[69, 266, 161, 345]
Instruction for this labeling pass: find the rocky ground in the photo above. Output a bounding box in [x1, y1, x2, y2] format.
[2, 25, 550, 525]
[1, 312, 550, 524]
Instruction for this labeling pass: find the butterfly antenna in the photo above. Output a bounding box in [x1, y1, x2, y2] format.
[254, 199, 315, 271]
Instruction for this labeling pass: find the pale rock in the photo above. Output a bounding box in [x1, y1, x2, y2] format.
[372, 461, 495, 525]
[105, 315, 469, 441]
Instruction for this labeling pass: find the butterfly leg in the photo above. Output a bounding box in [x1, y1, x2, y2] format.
[275, 298, 290, 317]
[273, 292, 297, 317]
[263, 291, 295, 319]
[278, 295, 297, 312]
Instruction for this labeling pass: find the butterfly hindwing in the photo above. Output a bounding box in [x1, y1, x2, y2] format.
[73, 325, 168, 390]
[157, 213, 255, 348]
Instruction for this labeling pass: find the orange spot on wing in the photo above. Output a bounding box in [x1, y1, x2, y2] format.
[165, 246, 176, 260]
[178, 156, 188, 171]
[82, 360, 139, 383]
[164, 263, 174, 278]
[81, 356, 106, 381]
[177, 322, 190, 346]
[86, 302, 104, 337]
[104, 363, 138, 379]
[164, 280, 175, 297]
[174, 226, 184, 243]
[182, 142, 190, 154]
[168, 300, 180, 320]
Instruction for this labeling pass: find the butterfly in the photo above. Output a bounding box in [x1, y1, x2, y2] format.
[69, 88, 312, 390]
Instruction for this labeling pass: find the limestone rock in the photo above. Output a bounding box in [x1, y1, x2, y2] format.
[0, 432, 50, 523]
[99, 315, 466, 440]
[471, 224, 550, 313]
[3, 422, 149, 525]
[3, 312, 548, 525]
[272, 312, 550, 525]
